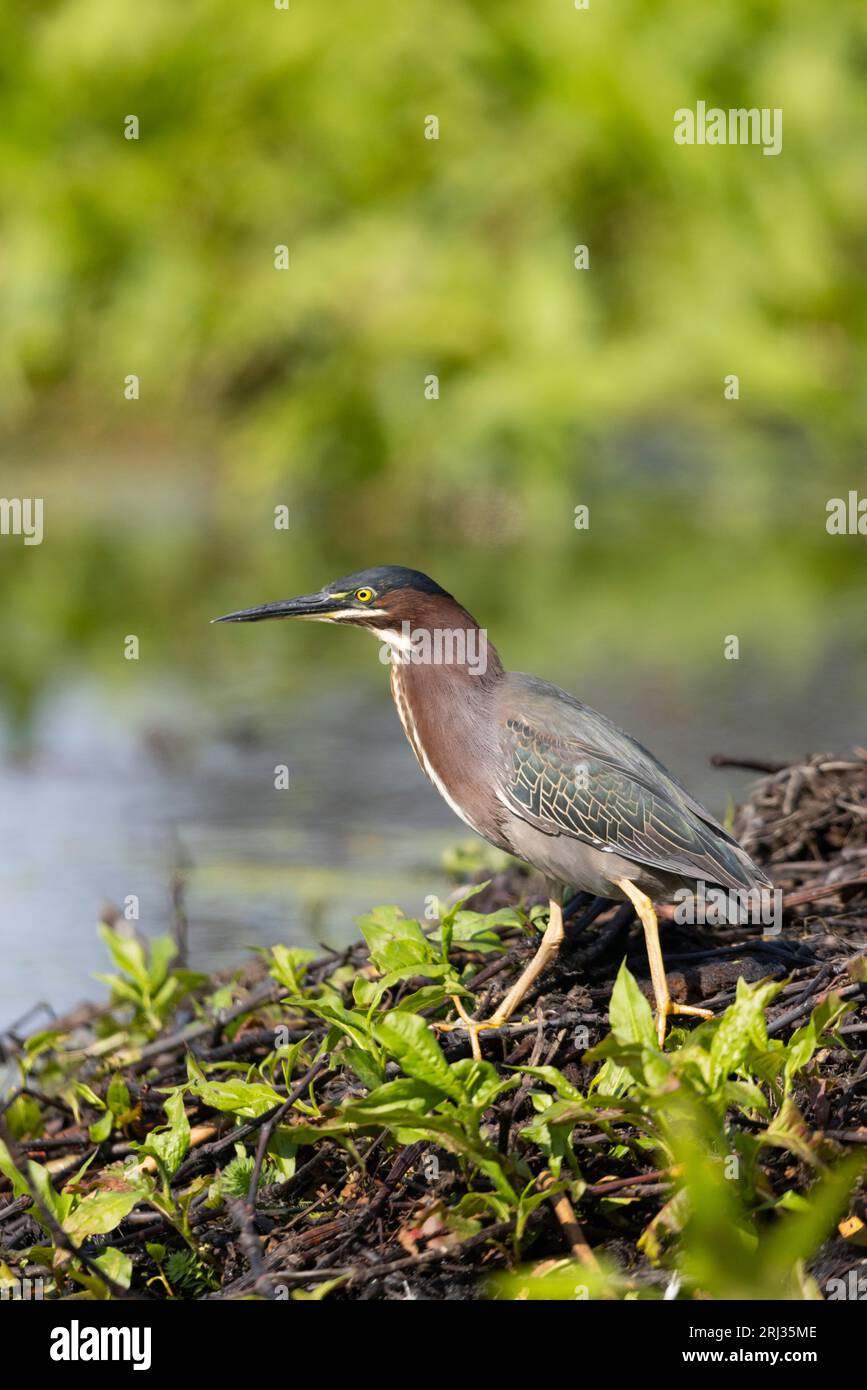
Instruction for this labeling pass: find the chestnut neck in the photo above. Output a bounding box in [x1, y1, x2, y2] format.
[377, 592, 504, 686]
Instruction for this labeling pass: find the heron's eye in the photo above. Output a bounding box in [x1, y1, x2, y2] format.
[355, 587, 374, 603]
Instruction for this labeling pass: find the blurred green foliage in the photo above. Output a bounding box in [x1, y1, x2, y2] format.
[1, 0, 865, 728]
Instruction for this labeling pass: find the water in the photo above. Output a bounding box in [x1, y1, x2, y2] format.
[0, 679, 458, 1029]
[1, 652, 863, 1029]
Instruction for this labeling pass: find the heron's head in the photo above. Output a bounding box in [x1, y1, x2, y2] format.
[212, 566, 458, 634]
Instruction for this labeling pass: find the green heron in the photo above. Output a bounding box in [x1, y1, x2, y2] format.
[215, 566, 770, 1056]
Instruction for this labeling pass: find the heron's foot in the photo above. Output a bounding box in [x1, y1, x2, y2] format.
[437, 995, 504, 1061]
[438, 892, 567, 1060]
[656, 1000, 714, 1048]
[612, 877, 714, 1049]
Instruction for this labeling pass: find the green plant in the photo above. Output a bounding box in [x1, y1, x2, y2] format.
[94, 926, 205, 1034]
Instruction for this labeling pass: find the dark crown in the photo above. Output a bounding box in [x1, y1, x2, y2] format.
[328, 566, 450, 598]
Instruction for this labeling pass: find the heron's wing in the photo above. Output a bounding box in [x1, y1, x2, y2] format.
[497, 680, 764, 891]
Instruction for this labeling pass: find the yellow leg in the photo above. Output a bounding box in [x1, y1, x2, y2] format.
[614, 877, 713, 1046]
[443, 891, 565, 1058]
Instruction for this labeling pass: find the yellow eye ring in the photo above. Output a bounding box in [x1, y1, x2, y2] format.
[355, 587, 374, 603]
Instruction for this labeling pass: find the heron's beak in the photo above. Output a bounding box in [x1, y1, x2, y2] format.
[212, 590, 347, 624]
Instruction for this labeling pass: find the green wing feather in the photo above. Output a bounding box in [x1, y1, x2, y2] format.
[499, 700, 766, 892]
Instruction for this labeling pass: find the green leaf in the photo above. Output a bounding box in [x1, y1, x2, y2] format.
[28, 1158, 73, 1223]
[451, 1058, 517, 1111]
[440, 914, 453, 962]
[358, 906, 433, 974]
[92, 1247, 132, 1291]
[93, 973, 142, 1006]
[521, 1094, 598, 1133]
[269, 944, 315, 993]
[783, 993, 854, 1091]
[708, 977, 780, 1087]
[346, 1077, 446, 1119]
[138, 1090, 190, 1177]
[190, 1075, 283, 1119]
[72, 1082, 105, 1110]
[65, 1184, 147, 1239]
[146, 936, 178, 991]
[4, 1093, 43, 1140]
[762, 1097, 821, 1168]
[608, 960, 656, 1049]
[521, 1103, 576, 1179]
[429, 904, 517, 954]
[365, 960, 455, 1005]
[513, 1065, 584, 1101]
[23, 1030, 61, 1059]
[344, 1096, 517, 1201]
[89, 1111, 114, 1143]
[292, 1274, 348, 1300]
[340, 1045, 385, 1091]
[724, 1078, 770, 1118]
[435, 881, 491, 928]
[152, 976, 180, 1014]
[0, 1140, 30, 1199]
[352, 975, 379, 1007]
[287, 997, 375, 1053]
[97, 925, 149, 989]
[390, 984, 458, 1013]
[372, 1012, 465, 1100]
[106, 1073, 132, 1117]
